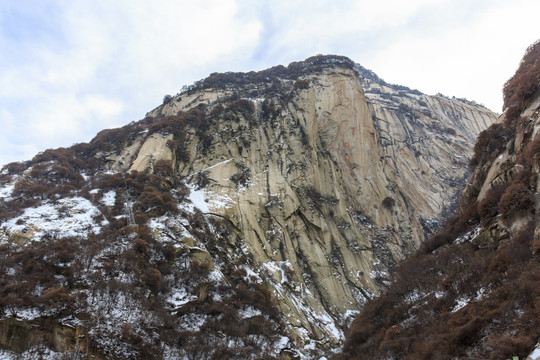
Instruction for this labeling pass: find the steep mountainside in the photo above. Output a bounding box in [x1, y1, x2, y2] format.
[339, 40, 540, 360]
[0, 55, 496, 358]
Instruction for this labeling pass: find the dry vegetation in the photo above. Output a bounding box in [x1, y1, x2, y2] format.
[503, 40, 540, 121]
[0, 158, 284, 357]
[187, 54, 354, 94]
[338, 200, 540, 359]
[0, 103, 286, 358]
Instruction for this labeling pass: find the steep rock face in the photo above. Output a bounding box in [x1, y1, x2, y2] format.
[339, 42, 540, 360]
[461, 92, 540, 244]
[358, 65, 496, 224]
[139, 58, 496, 343]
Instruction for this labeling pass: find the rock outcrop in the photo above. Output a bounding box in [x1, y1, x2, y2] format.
[0, 319, 93, 358]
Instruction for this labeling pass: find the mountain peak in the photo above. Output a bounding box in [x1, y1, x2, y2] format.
[177, 54, 355, 94]
[0, 57, 498, 358]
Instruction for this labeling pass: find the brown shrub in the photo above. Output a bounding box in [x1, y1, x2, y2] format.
[141, 268, 162, 295]
[53, 238, 79, 263]
[499, 182, 534, 220]
[503, 40, 540, 120]
[1, 161, 28, 175]
[228, 99, 255, 122]
[134, 185, 178, 217]
[422, 200, 480, 254]
[379, 326, 410, 356]
[454, 316, 484, 347]
[13, 179, 51, 200]
[294, 79, 310, 90]
[133, 238, 151, 258]
[382, 197, 395, 209]
[405, 341, 434, 360]
[470, 123, 515, 171]
[153, 160, 173, 177]
[134, 210, 149, 225]
[209, 104, 224, 117]
[91, 127, 131, 152]
[478, 183, 508, 225]
[43, 286, 71, 308]
[521, 135, 540, 166]
[190, 260, 210, 281]
[487, 335, 536, 360]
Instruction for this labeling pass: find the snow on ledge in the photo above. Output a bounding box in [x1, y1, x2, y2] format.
[186, 185, 233, 213]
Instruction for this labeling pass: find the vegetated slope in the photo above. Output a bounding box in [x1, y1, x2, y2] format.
[0, 155, 287, 360]
[0, 55, 495, 359]
[338, 40, 540, 360]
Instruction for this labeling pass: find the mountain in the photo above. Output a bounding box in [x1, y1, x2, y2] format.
[338, 40, 540, 360]
[0, 55, 496, 359]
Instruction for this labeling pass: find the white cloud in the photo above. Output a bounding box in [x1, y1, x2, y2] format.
[0, 0, 539, 166]
[0, 0, 262, 165]
[362, 0, 540, 112]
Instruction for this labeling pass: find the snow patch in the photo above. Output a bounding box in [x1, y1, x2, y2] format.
[180, 313, 207, 332]
[3, 197, 107, 241]
[0, 345, 62, 360]
[529, 346, 540, 360]
[187, 186, 210, 213]
[405, 289, 422, 304]
[454, 226, 481, 245]
[167, 286, 197, 308]
[238, 306, 262, 319]
[434, 291, 445, 299]
[263, 261, 291, 285]
[0, 349, 17, 360]
[0, 183, 14, 199]
[1, 307, 42, 321]
[187, 185, 233, 213]
[242, 265, 262, 283]
[451, 296, 470, 312]
[209, 268, 225, 282]
[475, 287, 487, 301]
[101, 190, 116, 207]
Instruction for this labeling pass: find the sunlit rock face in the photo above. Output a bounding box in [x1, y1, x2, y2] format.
[140, 57, 497, 345]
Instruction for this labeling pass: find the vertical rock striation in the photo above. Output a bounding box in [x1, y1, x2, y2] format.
[141, 57, 498, 345]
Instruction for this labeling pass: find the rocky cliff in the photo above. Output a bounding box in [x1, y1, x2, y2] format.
[143, 57, 496, 342]
[339, 41, 540, 360]
[0, 55, 497, 358]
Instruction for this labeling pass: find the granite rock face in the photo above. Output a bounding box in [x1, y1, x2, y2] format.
[137, 58, 496, 344]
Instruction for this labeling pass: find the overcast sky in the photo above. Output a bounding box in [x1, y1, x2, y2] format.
[0, 0, 539, 166]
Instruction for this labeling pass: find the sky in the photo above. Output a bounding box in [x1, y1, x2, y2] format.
[0, 0, 539, 166]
